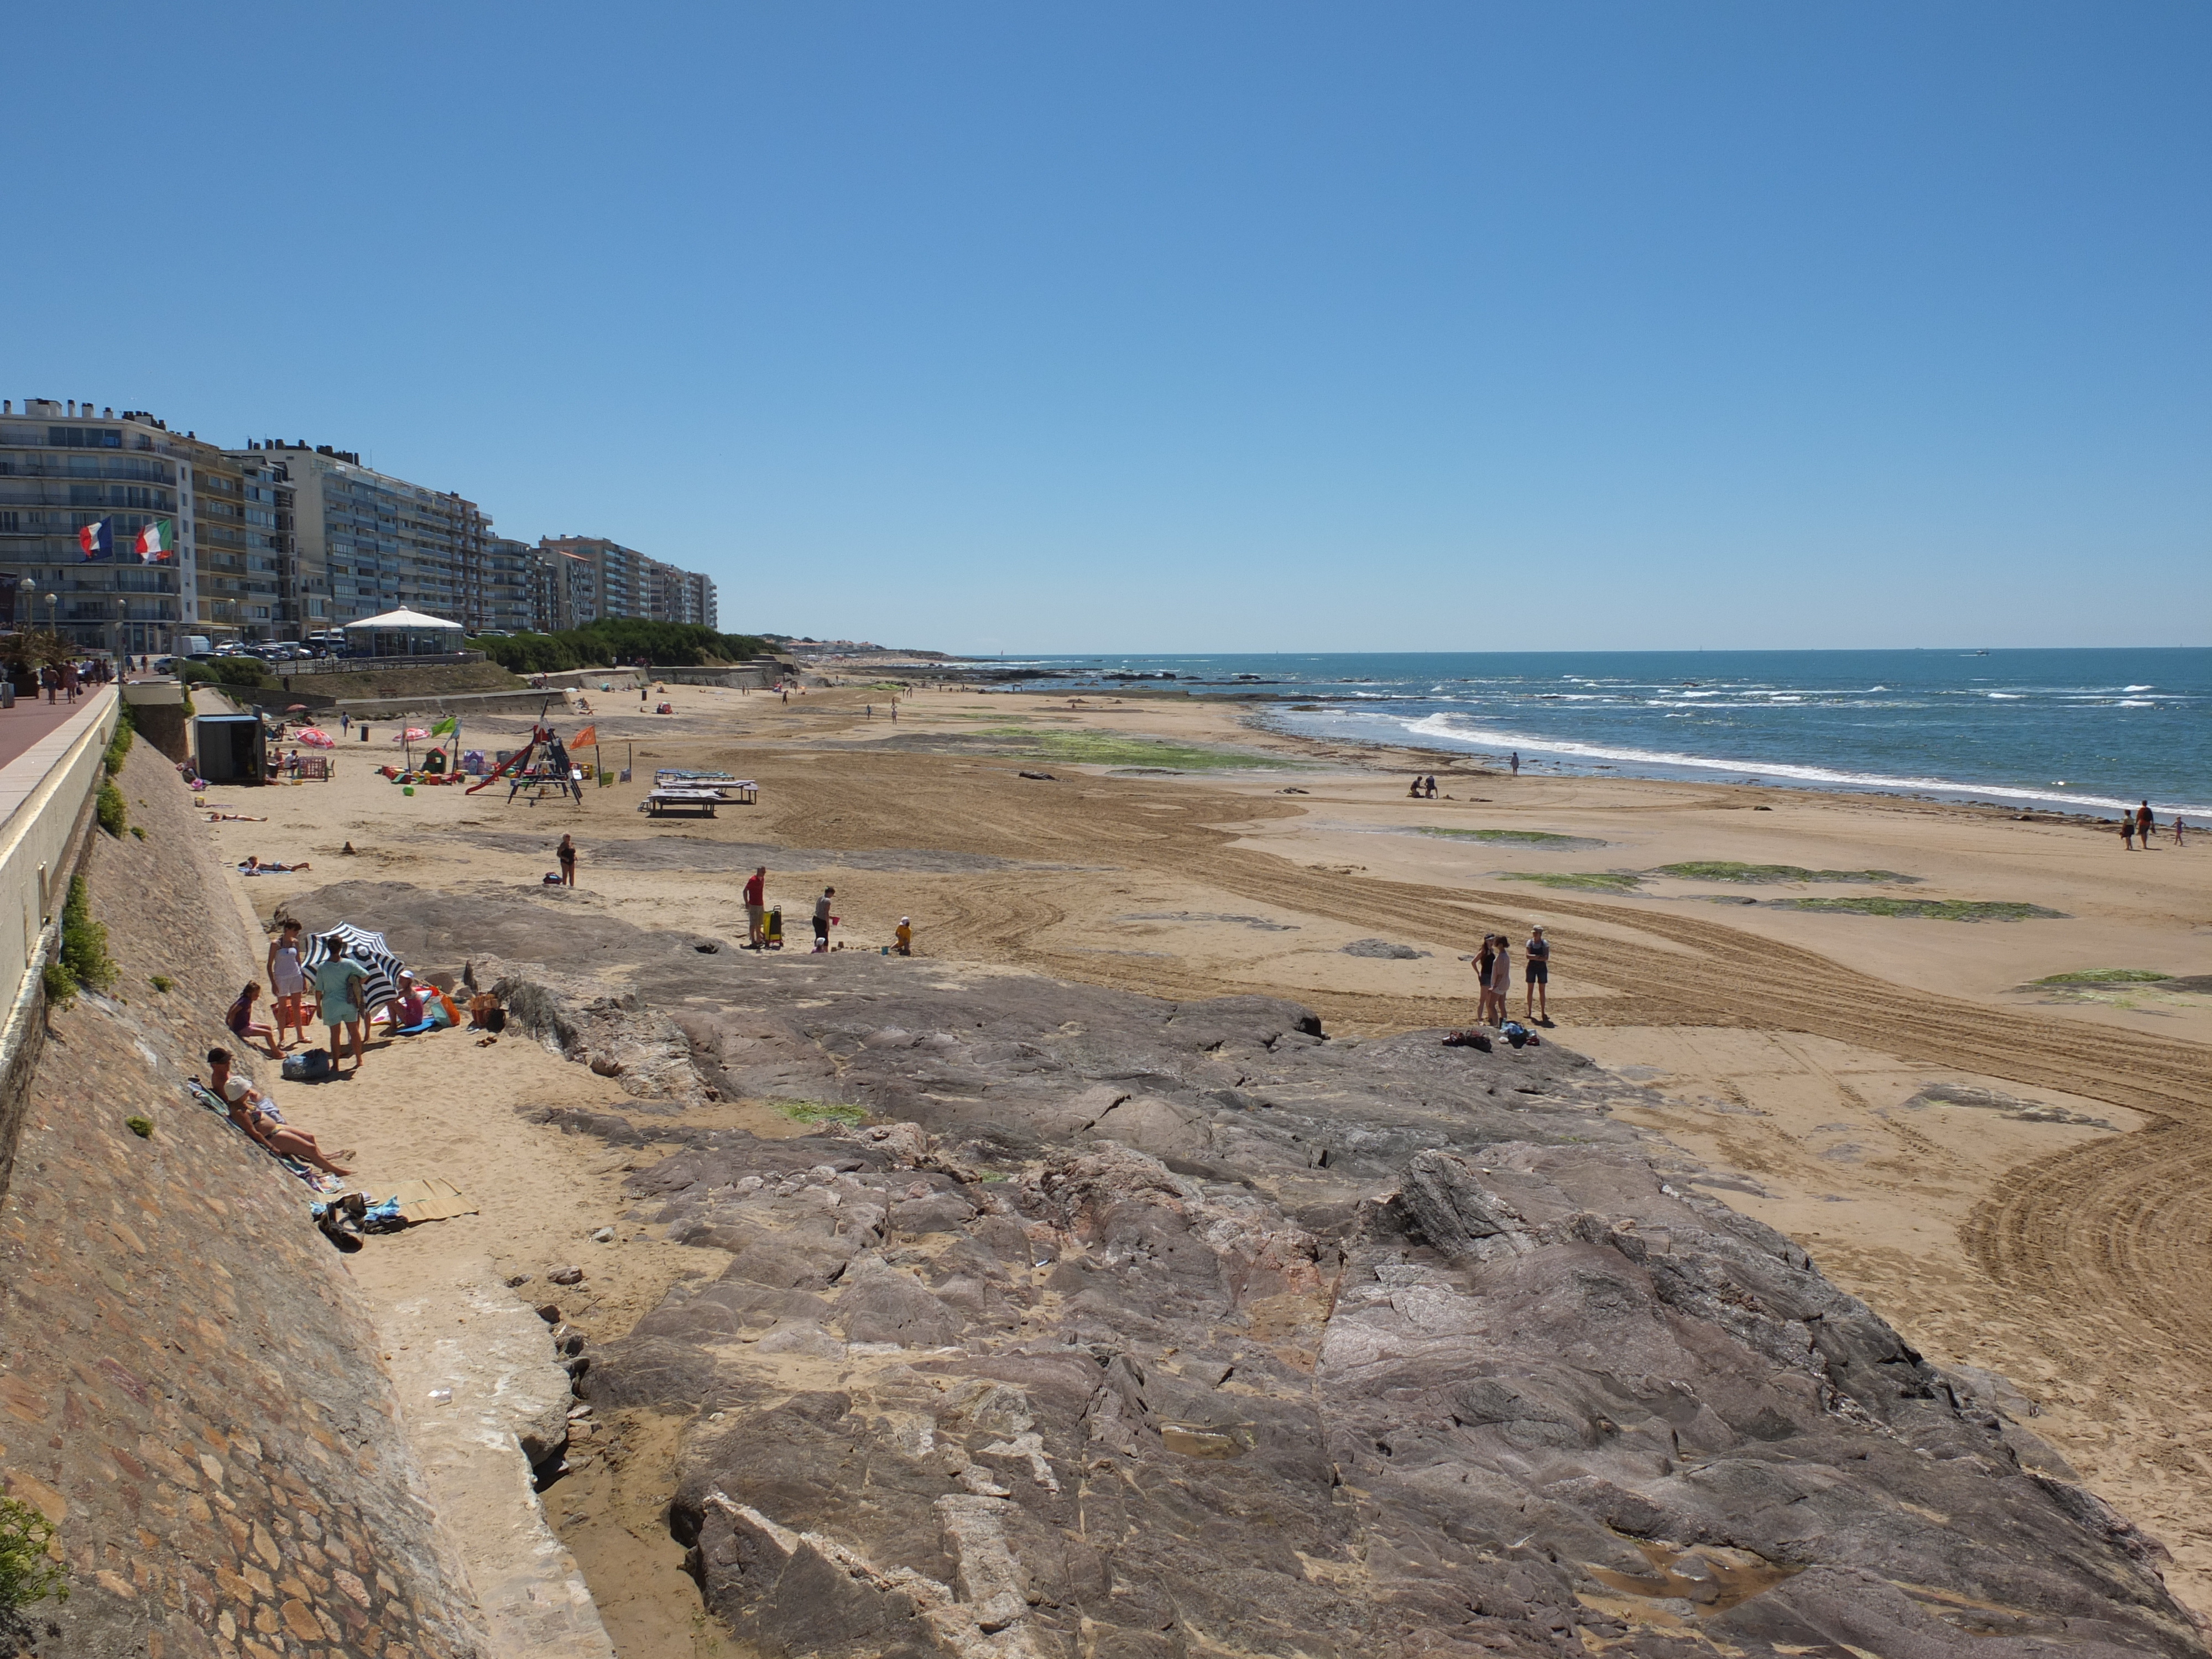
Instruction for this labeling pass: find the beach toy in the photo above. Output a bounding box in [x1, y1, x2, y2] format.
[403, 785, 415, 796]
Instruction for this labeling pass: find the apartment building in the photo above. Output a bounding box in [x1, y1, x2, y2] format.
[477, 537, 545, 634]
[244, 440, 487, 635]
[540, 535, 717, 631]
[178, 436, 286, 640]
[0, 398, 199, 656]
[3, 398, 723, 651]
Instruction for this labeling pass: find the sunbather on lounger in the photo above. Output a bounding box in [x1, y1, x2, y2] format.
[222, 1076, 352, 1176]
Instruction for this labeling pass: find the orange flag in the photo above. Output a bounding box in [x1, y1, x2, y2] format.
[570, 724, 597, 749]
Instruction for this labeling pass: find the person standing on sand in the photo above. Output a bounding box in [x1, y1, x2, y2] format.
[813, 886, 835, 952]
[2137, 801, 2157, 846]
[2177, 817, 2189, 847]
[1524, 925, 1551, 1024]
[311, 940, 369, 1074]
[268, 919, 310, 1049]
[2121, 816, 2135, 851]
[1474, 936, 1498, 1024]
[895, 917, 913, 956]
[1511, 752, 1520, 775]
[1488, 937, 1512, 1024]
[557, 833, 578, 886]
[744, 866, 768, 947]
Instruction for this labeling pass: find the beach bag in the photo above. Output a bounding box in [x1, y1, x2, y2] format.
[1500, 1020, 1530, 1049]
[1442, 1029, 1492, 1052]
[425, 987, 460, 1026]
[283, 1048, 334, 1082]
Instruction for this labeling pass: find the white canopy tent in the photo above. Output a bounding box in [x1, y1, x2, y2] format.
[341, 608, 466, 658]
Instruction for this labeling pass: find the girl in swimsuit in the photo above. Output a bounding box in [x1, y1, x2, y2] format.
[227, 982, 283, 1060]
[268, 920, 309, 1048]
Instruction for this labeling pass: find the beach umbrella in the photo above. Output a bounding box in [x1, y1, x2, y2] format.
[300, 924, 405, 1018]
[286, 703, 309, 712]
[393, 726, 431, 743]
[295, 728, 335, 748]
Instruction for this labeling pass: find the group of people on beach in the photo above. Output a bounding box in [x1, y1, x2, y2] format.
[741, 864, 912, 955]
[2120, 801, 2186, 849]
[1473, 926, 1551, 1026]
[226, 917, 458, 1075]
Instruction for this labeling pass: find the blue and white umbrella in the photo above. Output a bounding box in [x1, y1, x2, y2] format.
[300, 923, 405, 1017]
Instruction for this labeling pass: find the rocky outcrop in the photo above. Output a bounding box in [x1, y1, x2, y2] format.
[281, 880, 2210, 1659]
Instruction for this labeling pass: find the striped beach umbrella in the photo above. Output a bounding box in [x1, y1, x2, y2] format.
[300, 924, 405, 1018]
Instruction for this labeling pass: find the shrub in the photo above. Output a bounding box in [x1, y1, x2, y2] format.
[474, 619, 771, 674]
[96, 781, 127, 838]
[130, 826, 146, 842]
[59, 875, 117, 994]
[102, 706, 135, 775]
[126, 1115, 154, 1138]
[40, 962, 75, 1010]
[179, 658, 271, 690]
[149, 974, 174, 993]
[0, 1494, 67, 1613]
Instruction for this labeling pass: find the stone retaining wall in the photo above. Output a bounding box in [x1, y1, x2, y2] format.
[0, 743, 487, 1657]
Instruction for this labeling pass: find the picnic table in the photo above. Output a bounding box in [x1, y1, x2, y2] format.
[639, 787, 723, 818]
[651, 771, 757, 804]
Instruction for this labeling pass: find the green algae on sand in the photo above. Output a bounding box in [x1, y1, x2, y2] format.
[1493, 872, 1644, 893]
[1771, 896, 2065, 922]
[2028, 968, 2171, 985]
[774, 1100, 869, 1128]
[1416, 827, 1606, 849]
[1019, 731, 1285, 770]
[1653, 860, 1916, 885]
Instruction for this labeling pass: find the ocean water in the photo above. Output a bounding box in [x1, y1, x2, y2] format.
[988, 649, 2212, 817]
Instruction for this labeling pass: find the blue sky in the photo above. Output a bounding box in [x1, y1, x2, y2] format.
[6, 3, 2205, 650]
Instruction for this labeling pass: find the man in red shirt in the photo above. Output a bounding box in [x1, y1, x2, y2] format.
[744, 866, 768, 948]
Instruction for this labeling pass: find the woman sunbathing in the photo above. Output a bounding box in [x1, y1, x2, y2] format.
[222, 1076, 353, 1176]
[237, 855, 312, 874]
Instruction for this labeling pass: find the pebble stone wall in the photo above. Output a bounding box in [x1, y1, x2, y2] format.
[0, 743, 487, 1657]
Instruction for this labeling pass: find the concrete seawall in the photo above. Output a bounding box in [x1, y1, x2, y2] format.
[0, 740, 490, 1656]
[0, 686, 119, 1203]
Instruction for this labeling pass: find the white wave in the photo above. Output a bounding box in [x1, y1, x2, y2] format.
[1986, 692, 2022, 700]
[2125, 684, 2154, 692]
[1391, 712, 2212, 816]
[2117, 699, 2156, 707]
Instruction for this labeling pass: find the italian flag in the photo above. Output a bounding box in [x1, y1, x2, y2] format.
[135, 518, 175, 562]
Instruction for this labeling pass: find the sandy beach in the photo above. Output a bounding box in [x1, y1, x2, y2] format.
[206, 677, 2212, 1641]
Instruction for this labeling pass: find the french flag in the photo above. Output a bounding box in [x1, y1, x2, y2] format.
[79, 518, 112, 559]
